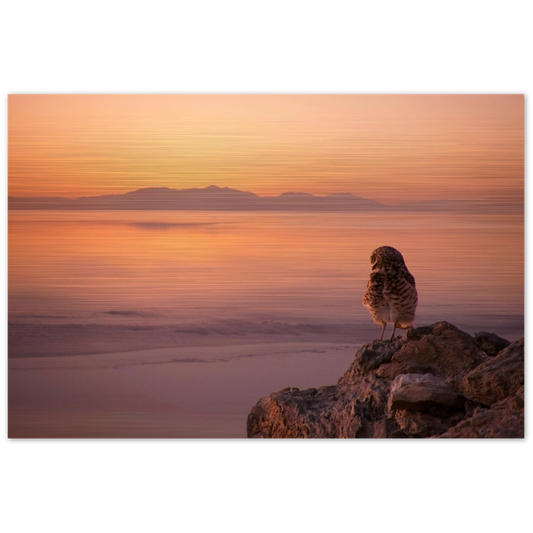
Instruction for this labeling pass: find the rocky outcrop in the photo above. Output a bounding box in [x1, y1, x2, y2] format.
[247, 322, 524, 438]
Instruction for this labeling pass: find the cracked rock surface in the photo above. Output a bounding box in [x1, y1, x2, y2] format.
[246, 322, 524, 438]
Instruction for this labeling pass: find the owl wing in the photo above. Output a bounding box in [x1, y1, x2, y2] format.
[362, 271, 385, 309]
[404, 269, 416, 287]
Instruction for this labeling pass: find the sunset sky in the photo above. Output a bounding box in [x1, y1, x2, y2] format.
[8, 94, 523, 205]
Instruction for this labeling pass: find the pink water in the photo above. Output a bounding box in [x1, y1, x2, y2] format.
[8, 210, 523, 437]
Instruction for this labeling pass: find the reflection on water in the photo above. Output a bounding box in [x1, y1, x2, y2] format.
[9, 209, 523, 323]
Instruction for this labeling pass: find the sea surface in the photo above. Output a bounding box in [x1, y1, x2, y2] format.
[8, 210, 524, 437]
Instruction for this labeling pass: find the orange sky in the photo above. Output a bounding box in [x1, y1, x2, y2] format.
[8, 94, 524, 205]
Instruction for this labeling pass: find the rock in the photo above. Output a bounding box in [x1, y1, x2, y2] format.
[349, 339, 399, 374]
[246, 386, 341, 439]
[246, 321, 524, 439]
[438, 387, 524, 438]
[474, 331, 511, 356]
[388, 373, 466, 411]
[459, 338, 524, 406]
[375, 322, 487, 386]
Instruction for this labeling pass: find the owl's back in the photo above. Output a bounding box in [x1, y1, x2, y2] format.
[363, 265, 418, 327]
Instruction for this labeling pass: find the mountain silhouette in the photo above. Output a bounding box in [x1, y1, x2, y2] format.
[9, 185, 384, 211]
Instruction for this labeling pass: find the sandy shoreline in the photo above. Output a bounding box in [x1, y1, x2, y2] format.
[9, 313, 524, 439]
[9, 341, 358, 438]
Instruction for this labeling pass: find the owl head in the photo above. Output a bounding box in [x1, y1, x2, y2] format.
[370, 246, 406, 270]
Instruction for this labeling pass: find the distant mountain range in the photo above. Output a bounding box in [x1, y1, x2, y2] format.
[8, 185, 510, 213]
[8, 185, 384, 211]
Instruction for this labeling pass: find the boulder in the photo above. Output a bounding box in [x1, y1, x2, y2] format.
[474, 331, 511, 356]
[388, 373, 465, 411]
[459, 338, 524, 406]
[247, 322, 523, 439]
[439, 387, 524, 438]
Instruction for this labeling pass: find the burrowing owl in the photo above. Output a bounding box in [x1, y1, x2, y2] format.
[362, 246, 418, 341]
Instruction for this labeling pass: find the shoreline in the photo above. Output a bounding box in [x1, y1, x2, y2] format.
[9, 341, 358, 438]
[11, 317, 524, 439]
[8, 313, 524, 361]
[8, 340, 358, 370]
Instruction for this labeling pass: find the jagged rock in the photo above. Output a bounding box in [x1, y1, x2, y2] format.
[474, 331, 511, 356]
[439, 387, 524, 438]
[459, 338, 524, 406]
[388, 373, 465, 411]
[246, 321, 524, 439]
[374, 322, 487, 386]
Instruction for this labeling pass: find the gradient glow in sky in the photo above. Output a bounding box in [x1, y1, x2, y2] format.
[8, 94, 524, 204]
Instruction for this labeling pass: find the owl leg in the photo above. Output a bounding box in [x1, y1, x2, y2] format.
[379, 322, 387, 341]
[388, 322, 397, 341]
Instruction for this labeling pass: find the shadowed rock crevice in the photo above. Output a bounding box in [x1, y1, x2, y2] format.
[246, 321, 524, 438]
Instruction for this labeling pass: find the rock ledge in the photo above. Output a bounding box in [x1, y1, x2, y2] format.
[246, 322, 523, 438]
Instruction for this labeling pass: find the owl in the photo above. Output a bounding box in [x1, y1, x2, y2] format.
[362, 246, 418, 341]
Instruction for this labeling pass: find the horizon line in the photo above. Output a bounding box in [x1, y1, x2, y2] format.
[7, 184, 524, 212]
[9, 184, 380, 201]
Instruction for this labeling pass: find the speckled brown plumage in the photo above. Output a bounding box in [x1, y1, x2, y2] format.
[362, 246, 418, 341]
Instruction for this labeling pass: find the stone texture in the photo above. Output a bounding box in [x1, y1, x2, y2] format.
[474, 331, 511, 357]
[459, 338, 524, 406]
[246, 322, 524, 439]
[374, 322, 487, 386]
[388, 373, 465, 411]
[438, 387, 524, 438]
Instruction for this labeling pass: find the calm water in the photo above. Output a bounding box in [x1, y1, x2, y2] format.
[8, 210, 524, 437]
